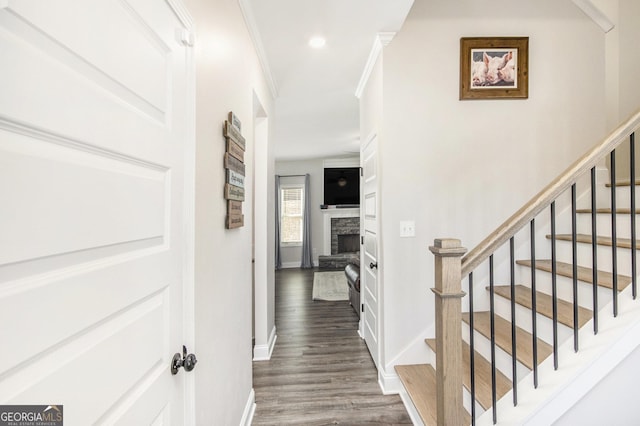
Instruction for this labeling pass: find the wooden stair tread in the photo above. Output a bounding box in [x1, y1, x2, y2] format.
[491, 285, 592, 328]
[606, 179, 640, 187]
[548, 234, 639, 250]
[517, 259, 631, 291]
[425, 338, 510, 410]
[576, 208, 640, 214]
[462, 312, 552, 370]
[395, 364, 470, 425]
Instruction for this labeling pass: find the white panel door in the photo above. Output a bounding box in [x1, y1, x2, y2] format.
[361, 134, 379, 368]
[0, 1, 194, 424]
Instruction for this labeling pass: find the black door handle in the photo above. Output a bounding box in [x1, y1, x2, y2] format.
[171, 345, 198, 375]
[370, 262, 378, 269]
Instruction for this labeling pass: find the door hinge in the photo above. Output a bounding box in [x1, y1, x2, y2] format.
[360, 167, 363, 177]
[361, 236, 364, 245]
[361, 304, 364, 313]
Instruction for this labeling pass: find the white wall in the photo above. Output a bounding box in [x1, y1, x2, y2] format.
[592, 0, 640, 178]
[184, 0, 274, 423]
[618, 0, 640, 120]
[370, 0, 607, 374]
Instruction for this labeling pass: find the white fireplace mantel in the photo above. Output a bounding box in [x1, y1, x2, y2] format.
[322, 208, 360, 256]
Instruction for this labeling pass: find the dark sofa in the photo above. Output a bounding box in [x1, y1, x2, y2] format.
[344, 254, 360, 318]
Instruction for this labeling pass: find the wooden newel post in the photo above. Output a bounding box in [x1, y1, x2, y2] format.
[429, 238, 467, 426]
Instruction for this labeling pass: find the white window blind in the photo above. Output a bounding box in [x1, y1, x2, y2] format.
[281, 185, 304, 244]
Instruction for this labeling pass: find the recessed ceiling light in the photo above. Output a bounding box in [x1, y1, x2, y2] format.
[309, 37, 326, 49]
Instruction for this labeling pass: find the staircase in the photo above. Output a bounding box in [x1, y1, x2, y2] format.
[395, 111, 640, 425]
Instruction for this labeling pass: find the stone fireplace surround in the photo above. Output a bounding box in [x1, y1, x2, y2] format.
[319, 208, 360, 269]
[331, 217, 360, 254]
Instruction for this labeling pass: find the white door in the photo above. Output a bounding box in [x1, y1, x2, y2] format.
[0, 1, 194, 424]
[361, 133, 380, 368]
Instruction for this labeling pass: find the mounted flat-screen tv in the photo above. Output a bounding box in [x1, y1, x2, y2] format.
[323, 167, 360, 206]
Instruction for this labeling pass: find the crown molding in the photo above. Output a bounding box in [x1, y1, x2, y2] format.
[355, 32, 396, 99]
[238, 0, 279, 99]
[166, 0, 195, 30]
[572, 0, 615, 33]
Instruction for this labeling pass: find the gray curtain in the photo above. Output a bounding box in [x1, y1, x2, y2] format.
[301, 173, 313, 268]
[274, 175, 282, 270]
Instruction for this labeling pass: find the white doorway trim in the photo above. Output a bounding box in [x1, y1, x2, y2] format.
[252, 91, 276, 361]
[174, 2, 197, 423]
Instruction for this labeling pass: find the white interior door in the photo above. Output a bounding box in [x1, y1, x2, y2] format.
[361, 134, 380, 368]
[0, 1, 194, 424]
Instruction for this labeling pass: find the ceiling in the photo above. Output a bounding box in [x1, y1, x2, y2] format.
[243, 0, 414, 161]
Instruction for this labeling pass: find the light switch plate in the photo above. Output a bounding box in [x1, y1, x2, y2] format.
[400, 220, 415, 237]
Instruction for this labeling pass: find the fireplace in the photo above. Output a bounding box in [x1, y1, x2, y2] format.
[319, 208, 360, 269]
[330, 217, 359, 255]
[338, 234, 359, 254]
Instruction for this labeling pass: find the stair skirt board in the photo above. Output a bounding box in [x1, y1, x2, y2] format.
[397, 387, 426, 426]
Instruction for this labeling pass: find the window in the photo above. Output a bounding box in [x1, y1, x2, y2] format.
[280, 184, 304, 245]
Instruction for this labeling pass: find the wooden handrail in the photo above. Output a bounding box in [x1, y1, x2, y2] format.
[461, 109, 640, 277]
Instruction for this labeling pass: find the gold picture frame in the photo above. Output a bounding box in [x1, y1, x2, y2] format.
[460, 37, 529, 100]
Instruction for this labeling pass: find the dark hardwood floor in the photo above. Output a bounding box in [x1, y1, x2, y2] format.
[252, 268, 411, 425]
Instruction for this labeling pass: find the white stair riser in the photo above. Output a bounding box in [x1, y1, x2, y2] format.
[515, 265, 619, 309]
[462, 325, 530, 382]
[426, 344, 489, 417]
[575, 213, 639, 239]
[549, 240, 637, 277]
[596, 186, 640, 209]
[490, 293, 574, 345]
[463, 387, 486, 419]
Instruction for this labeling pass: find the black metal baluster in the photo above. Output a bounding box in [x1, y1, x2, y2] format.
[571, 184, 579, 351]
[631, 133, 637, 300]
[611, 150, 619, 317]
[490, 255, 497, 424]
[510, 237, 517, 406]
[469, 272, 476, 425]
[530, 219, 538, 388]
[551, 201, 559, 370]
[591, 167, 599, 334]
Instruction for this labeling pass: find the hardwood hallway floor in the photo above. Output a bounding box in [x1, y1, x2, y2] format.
[252, 268, 412, 425]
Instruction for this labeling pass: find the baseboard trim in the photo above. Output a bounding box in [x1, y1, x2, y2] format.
[280, 261, 318, 269]
[378, 367, 402, 395]
[253, 325, 277, 361]
[239, 389, 256, 426]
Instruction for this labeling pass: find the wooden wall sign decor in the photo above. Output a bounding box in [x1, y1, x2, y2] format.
[224, 183, 245, 201]
[226, 214, 244, 229]
[224, 153, 245, 175]
[226, 169, 245, 188]
[226, 138, 245, 162]
[223, 111, 246, 229]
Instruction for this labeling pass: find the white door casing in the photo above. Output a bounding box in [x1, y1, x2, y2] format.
[0, 1, 194, 424]
[361, 133, 380, 368]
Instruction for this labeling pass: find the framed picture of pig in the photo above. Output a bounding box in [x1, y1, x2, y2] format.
[460, 37, 529, 100]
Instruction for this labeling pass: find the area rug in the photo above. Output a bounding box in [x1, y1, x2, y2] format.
[312, 271, 349, 301]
